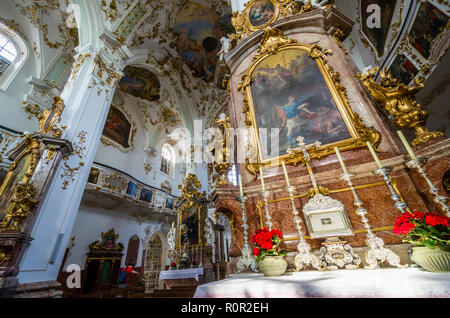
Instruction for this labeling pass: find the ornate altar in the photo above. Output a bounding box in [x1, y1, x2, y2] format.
[0, 129, 72, 297]
[81, 229, 124, 294]
[160, 174, 215, 287]
[213, 2, 448, 275]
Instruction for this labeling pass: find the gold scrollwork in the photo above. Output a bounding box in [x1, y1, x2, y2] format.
[213, 115, 233, 187]
[61, 130, 87, 190]
[240, 27, 381, 178]
[0, 182, 38, 231]
[356, 67, 444, 146]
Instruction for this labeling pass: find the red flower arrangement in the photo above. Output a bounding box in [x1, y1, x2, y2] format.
[394, 211, 449, 249]
[250, 228, 287, 261]
[170, 262, 176, 269]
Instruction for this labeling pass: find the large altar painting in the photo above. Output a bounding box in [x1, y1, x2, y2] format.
[102, 106, 132, 149]
[249, 48, 352, 160]
[180, 206, 199, 246]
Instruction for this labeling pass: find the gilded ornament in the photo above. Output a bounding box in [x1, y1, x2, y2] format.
[0, 182, 39, 231]
[38, 96, 67, 138]
[356, 67, 444, 146]
[332, 28, 348, 54]
[0, 247, 11, 266]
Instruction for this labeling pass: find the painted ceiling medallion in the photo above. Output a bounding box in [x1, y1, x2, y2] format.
[119, 66, 161, 102]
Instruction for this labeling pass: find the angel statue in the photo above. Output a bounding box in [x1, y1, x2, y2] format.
[302, 0, 333, 10]
[167, 222, 176, 250]
[218, 36, 231, 61]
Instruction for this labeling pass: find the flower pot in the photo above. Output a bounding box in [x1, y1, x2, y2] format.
[411, 246, 450, 272]
[259, 256, 287, 277]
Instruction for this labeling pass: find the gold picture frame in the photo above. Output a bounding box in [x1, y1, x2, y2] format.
[246, 0, 280, 32]
[239, 27, 381, 178]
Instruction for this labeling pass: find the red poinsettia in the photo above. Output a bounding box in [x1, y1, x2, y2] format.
[394, 211, 449, 249]
[250, 228, 286, 261]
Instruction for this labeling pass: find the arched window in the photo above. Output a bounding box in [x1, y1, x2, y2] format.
[0, 24, 28, 91]
[0, 33, 17, 74]
[161, 144, 174, 176]
[227, 164, 238, 186]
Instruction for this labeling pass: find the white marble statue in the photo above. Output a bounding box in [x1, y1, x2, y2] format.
[218, 36, 230, 61]
[167, 222, 176, 250]
[303, 0, 329, 9]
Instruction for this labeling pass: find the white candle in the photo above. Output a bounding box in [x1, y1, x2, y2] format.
[366, 142, 383, 169]
[281, 161, 291, 187]
[334, 147, 348, 174]
[259, 167, 265, 192]
[238, 174, 244, 196]
[397, 130, 417, 160]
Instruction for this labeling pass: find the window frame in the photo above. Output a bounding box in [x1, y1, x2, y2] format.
[0, 24, 29, 91]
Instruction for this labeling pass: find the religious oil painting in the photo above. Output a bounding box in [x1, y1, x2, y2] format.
[180, 206, 199, 246]
[408, 2, 449, 59]
[173, 2, 233, 81]
[126, 181, 138, 198]
[249, 0, 275, 27]
[139, 188, 153, 203]
[249, 48, 352, 160]
[360, 0, 397, 57]
[388, 54, 418, 85]
[102, 106, 132, 149]
[87, 167, 100, 185]
[119, 66, 160, 102]
[166, 197, 174, 209]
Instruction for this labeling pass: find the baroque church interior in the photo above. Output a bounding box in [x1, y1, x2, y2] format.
[0, 0, 449, 299]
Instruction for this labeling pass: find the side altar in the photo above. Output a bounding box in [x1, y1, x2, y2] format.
[159, 174, 215, 290]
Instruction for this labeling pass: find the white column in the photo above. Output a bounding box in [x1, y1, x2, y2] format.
[17, 40, 127, 284]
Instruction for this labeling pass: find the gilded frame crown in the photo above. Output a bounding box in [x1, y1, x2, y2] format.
[239, 28, 381, 178]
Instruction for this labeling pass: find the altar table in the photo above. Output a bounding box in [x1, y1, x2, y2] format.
[159, 268, 204, 289]
[194, 267, 450, 298]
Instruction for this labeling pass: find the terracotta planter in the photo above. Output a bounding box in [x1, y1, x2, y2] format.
[259, 256, 287, 277]
[411, 246, 450, 272]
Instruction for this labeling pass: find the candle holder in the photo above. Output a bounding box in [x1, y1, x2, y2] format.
[286, 186, 323, 271]
[374, 166, 408, 214]
[406, 157, 449, 217]
[261, 190, 273, 230]
[340, 173, 407, 269]
[235, 195, 258, 273]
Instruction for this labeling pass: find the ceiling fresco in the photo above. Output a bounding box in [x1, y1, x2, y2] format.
[119, 66, 161, 102]
[173, 2, 233, 82]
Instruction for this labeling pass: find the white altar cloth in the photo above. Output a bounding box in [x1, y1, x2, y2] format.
[194, 267, 450, 298]
[159, 268, 204, 282]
